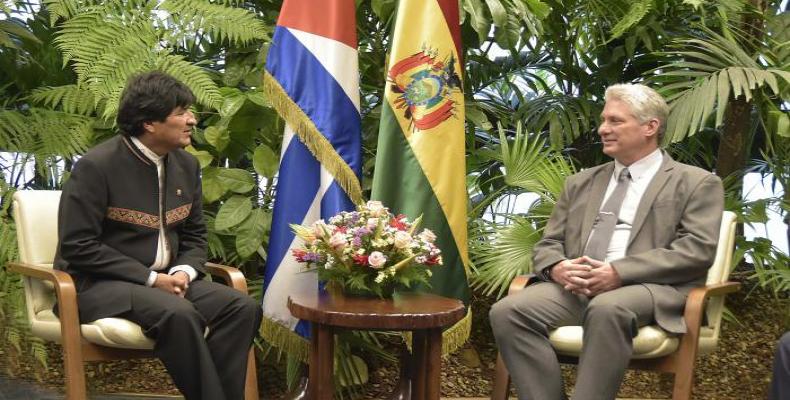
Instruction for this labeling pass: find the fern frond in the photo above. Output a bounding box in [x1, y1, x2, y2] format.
[161, 0, 267, 46]
[152, 54, 223, 108]
[29, 85, 97, 116]
[43, 0, 152, 23]
[610, 0, 653, 39]
[55, 8, 157, 79]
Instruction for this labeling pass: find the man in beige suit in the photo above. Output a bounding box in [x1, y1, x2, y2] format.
[490, 83, 724, 400]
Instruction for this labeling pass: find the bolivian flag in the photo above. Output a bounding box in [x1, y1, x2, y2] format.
[371, 0, 470, 354]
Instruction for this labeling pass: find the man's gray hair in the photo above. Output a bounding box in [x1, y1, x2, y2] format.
[604, 83, 669, 143]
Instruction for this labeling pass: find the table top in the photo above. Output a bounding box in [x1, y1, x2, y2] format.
[287, 290, 466, 330]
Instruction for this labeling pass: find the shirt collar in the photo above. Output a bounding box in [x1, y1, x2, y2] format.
[130, 136, 164, 164]
[614, 148, 662, 181]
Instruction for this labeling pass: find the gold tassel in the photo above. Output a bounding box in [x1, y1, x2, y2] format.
[402, 307, 472, 356]
[260, 318, 310, 363]
[262, 73, 364, 205]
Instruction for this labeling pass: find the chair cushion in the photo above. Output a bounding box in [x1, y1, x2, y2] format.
[35, 310, 155, 349]
[549, 325, 680, 359]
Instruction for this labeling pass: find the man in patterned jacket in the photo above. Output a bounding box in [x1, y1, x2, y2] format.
[55, 71, 262, 400]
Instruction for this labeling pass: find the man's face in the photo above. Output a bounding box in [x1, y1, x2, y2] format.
[598, 99, 658, 165]
[145, 107, 196, 153]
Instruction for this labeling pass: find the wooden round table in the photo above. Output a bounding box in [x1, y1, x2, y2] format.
[288, 290, 466, 400]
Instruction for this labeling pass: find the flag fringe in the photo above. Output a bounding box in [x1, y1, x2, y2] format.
[263, 72, 364, 205]
[403, 307, 471, 356]
[260, 317, 310, 363]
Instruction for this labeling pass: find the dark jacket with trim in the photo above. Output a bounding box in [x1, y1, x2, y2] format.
[54, 135, 207, 323]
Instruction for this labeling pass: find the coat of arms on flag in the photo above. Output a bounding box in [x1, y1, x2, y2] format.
[388, 47, 462, 131]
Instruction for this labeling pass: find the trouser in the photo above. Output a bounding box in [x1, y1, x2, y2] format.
[117, 279, 262, 400]
[769, 332, 790, 400]
[489, 282, 655, 400]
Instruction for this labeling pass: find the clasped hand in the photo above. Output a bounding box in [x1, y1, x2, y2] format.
[153, 271, 190, 298]
[549, 256, 621, 297]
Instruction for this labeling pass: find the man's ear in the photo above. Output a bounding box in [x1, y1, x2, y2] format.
[644, 118, 660, 138]
[142, 120, 156, 134]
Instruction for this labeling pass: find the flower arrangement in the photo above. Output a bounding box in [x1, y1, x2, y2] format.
[290, 200, 442, 297]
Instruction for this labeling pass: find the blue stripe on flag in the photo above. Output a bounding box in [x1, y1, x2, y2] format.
[266, 28, 362, 175]
[263, 137, 320, 294]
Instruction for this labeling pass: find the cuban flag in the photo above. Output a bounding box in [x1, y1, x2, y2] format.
[261, 0, 362, 358]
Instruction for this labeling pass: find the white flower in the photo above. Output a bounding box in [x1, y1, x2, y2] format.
[393, 231, 412, 249]
[313, 220, 329, 238]
[366, 200, 387, 216]
[368, 251, 387, 268]
[419, 229, 437, 243]
[329, 232, 346, 250]
[415, 255, 427, 264]
[374, 273, 386, 283]
[366, 218, 379, 229]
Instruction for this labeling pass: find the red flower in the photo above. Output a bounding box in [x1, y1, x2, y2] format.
[335, 225, 348, 234]
[425, 255, 440, 266]
[389, 214, 409, 231]
[352, 254, 369, 266]
[292, 249, 308, 262]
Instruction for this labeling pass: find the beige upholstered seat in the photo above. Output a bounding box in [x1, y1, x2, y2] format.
[492, 211, 740, 400]
[9, 190, 258, 400]
[13, 191, 156, 350]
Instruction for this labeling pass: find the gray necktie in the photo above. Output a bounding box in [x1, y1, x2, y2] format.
[584, 167, 631, 261]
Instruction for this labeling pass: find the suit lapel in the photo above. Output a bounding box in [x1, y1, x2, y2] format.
[579, 163, 614, 256]
[628, 152, 675, 248]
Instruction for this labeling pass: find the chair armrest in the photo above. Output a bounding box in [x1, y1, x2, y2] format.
[205, 262, 248, 294]
[7, 261, 82, 342]
[509, 274, 540, 296]
[683, 281, 741, 329]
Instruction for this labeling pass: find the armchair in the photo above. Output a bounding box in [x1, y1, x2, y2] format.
[491, 211, 740, 400]
[8, 190, 259, 400]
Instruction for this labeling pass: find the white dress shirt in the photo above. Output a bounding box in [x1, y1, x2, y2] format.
[597, 148, 663, 262]
[130, 137, 198, 286]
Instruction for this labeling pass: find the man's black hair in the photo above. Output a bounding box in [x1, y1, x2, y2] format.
[116, 71, 196, 137]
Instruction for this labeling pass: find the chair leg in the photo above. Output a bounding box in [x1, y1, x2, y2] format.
[244, 347, 259, 400]
[670, 352, 696, 400]
[491, 352, 511, 400]
[61, 337, 88, 399]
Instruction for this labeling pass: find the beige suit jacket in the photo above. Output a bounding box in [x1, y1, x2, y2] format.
[532, 152, 724, 333]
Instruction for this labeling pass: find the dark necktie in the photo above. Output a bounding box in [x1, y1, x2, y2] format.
[584, 167, 631, 261]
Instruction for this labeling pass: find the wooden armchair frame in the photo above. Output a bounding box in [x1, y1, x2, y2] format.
[8, 261, 259, 400]
[491, 211, 740, 400]
[9, 190, 259, 400]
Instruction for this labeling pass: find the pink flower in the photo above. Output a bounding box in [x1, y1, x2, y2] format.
[419, 229, 437, 243]
[368, 251, 387, 268]
[329, 233, 346, 250]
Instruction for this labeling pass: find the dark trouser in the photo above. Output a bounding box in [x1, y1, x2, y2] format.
[489, 282, 654, 400]
[770, 332, 790, 400]
[118, 280, 262, 400]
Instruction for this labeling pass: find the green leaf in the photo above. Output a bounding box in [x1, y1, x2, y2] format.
[219, 94, 247, 118]
[246, 91, 268, 107]
[215, 195, 253, 230]
[463, 0, 490, 42]
[201, 167, 227, 203]
[371, 0, 397, 21]
[485, 0, 507, 28]
[218, 168, 256, 193]
[768, 110, 790, 138]
[253, 144, 279, 178]
[523, 0, 550, 19]
[185, 145, 214, 168]
[465, 103, 493, 130]
[204, 126, 231, 152]
[235, 208, 271, 259]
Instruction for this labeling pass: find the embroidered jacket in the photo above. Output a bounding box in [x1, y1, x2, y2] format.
[54, 135, 206, 322]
